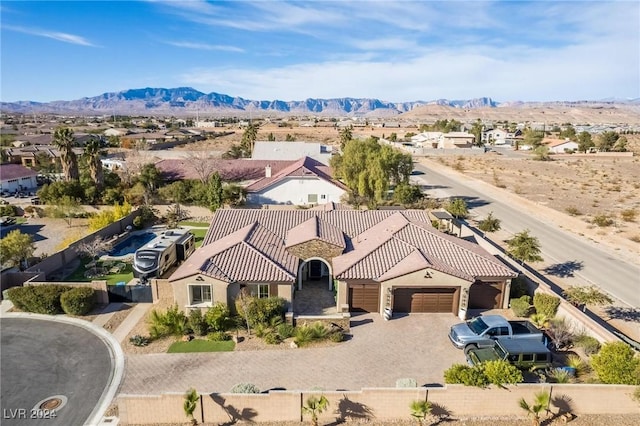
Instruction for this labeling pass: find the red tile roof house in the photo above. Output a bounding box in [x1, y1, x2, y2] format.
[245, 157, 347, 205]
[168, 204, 517, 321]
[0, 163, 38, 193]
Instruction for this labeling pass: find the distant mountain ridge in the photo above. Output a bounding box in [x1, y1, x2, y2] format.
[1, 87, 637, 116]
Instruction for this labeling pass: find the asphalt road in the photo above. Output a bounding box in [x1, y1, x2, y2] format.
[0, 318, 112, 426]
[413, 162, 640, 309]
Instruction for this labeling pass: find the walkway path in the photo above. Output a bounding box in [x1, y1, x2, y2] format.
[110, 303, 152, 343]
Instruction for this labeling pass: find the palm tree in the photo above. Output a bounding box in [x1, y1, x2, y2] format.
[53, 127, 79, 181]
[302, 395, 329, 426]
[409, 400, 432, 425]
[183, 388, 199, 425]
[83, 137, 104, 191]
[518, 390, 550, 426]
[240, 123, 258, 156]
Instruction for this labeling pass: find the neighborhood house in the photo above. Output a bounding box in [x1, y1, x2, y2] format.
[168, 204, 518, 319]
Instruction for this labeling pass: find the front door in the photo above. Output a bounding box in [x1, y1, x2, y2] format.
[309, 260, 322, 280]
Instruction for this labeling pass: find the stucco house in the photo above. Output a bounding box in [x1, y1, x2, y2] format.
[0, 163, 38, 193]
[246, 157, 347, 206]
[438, 132, 475, 149]
[545, 139, 579, 154]
[168, 204, 517, 320]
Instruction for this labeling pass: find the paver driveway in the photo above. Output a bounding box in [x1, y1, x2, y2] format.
[121, 313, 465, 394]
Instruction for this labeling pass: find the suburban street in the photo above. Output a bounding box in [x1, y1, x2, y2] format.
[412, 161, 640, 309]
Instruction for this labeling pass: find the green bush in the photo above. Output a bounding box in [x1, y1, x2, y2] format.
[204, 303, 231, 332]
[444, 364, 489, 387]
[329, 331, 344, 342]
[188, 309, 208, 336]
[510, 296, 532, 317]
[207, 331, 231, 341]
[129, 335, 150, 347]
[253, 323, 269, 338]
[309, 322, 329, 340]
[60, 287, 96, 315]
[230, 383, 260, 394]
[294, 325, 315, 347]
[573, 334, 601, 355]
[236, 296, 286, 327]
[276, 323, 295, 339]
[148, 304, 188, 339]
[480, 360, 524, 386]
[7, 285, 72, 315]
[533, 293, 560, 318]
[132, 216, 143, 229]
[264, 332, 281, 345]
[509, 276, 529, 298]
[591, 342, 640, 385]
[0, 204, 17, 216]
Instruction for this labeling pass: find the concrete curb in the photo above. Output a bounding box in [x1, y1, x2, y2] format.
[2, 312, 125, 426]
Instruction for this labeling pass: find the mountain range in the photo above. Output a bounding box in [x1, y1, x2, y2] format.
[1, 87, 638, 116]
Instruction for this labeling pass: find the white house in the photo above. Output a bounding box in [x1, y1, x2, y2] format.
[438, 132, 475, 149]
[0, 164, 38, 194]
[546, 139, 579, 154]
[246, 157, 347, 206]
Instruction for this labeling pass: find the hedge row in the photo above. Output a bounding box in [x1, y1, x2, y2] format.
[7, 285, 96, 315]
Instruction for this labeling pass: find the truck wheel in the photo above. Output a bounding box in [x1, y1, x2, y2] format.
[464, 344, 477, 355]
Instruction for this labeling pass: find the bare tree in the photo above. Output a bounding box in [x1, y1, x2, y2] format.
[76, 236, 111, 263]
[185, 150, 216, 183]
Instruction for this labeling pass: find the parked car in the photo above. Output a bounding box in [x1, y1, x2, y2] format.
[465, 339, 552, 371]
[448, 315, 544, 350]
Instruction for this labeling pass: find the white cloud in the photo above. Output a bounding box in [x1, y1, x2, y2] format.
[166, 41, 244, 53]
[3, 25, 96, 46]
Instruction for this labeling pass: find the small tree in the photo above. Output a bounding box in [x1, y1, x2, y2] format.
[0, 230, 36, 270]
[409, 400, 432, 425]
[183, 388, 199, 425]
[49, 195, 82, 227]
[75, 236, 111, 264]
[506, 229, 543, 264]
[478, 211, 501, 235]
[532, 145, 551, 161]
[235, 288, 254, 335]
[303, 395, 329, 426]
[444, 198, 468, 219]
[518, 390, 550, 426]
[563, 285, 613, 312]
[591, 342, 640, 385]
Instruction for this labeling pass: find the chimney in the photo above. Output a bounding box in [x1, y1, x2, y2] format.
[265, 164, 272, 178]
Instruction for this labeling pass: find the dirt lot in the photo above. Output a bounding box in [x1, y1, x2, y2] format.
[436, 153, 640, 247]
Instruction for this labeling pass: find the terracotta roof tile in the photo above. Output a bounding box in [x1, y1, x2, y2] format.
[156, 159, 295, 182]
[285, 216, 346, 249]
[245, 156, 347, 193]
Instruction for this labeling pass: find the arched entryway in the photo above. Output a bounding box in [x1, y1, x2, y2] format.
[294, 258, 336, 315]
[297, 258, 333, 291]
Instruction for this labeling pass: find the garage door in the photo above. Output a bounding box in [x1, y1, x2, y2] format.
[468, 282, 504, 309]
[349, 284, 380, 313]
[393, 288, 457, 313]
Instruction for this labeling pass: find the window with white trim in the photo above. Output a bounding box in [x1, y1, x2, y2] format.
[188, 284, 212, 306]
[248, 284, 269, 299]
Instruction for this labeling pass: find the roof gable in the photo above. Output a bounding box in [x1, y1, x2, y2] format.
[246, 156, 347, 193]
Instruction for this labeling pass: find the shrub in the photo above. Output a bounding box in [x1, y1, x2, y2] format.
[188, 309, 208, 336]
[547, 317, 574, 350]
[592, 214, 614, 227]
[0, 204, 17, 216]
[533, 293, 560, 318]
[444, 364, 489, 388]
[309, 322, 329, 340]
[294, 325, 315, 347]
[264, 332, 281, 345]
[276, 323, 295, 339]
[509, 276, 529, 298]
[129, 335, 150, 347]
[548, 368, 573, 383]
[60, 287, 96, 315]
[132, 216, 144, 229]
[480, 360, 524, 386]
[573, 334, 601, 355]
[565, 354, 589, 376]
[230, 383, 260, 394]
[565, 206, 582, 216]
[329, 331, 344, 342]
[204, 303, 231, 332]
[253, 323, 269, 338]
[6, 285, 72, 315]
[207, 331, 231, 341]
[510, 295, 532, 317]
[529, 313, 550, 329]
[148, 304, 188, 339]
[621, 209, 637, 222]
[591, 342, 640, 385]
[235, 295, 286, 327]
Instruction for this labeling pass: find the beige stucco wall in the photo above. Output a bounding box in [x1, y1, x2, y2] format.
[170, 274, 227, 311]
[118, 384, 640, 424]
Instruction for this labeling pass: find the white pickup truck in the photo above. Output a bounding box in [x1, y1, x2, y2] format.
[448, 314, 544, 351]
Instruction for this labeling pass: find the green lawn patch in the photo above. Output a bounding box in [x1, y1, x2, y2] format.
[179, 221, 210, 227]
[64, 260, 133, 285]
[190, 228, 207, 248]
[168, 339, 235, 353]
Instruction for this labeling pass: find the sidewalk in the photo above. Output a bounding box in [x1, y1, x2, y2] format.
[0, 299, 14, 316]
[109, 303, 152, 343]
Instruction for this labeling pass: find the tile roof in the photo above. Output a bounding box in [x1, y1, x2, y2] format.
[171, 207, 517, 284]
[246, 156, 347, 193]
[0, 163, 38, 180]
[155, 158, 295, 182]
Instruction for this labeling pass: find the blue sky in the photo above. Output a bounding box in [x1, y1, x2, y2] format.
[1, 1, 638, 103]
